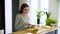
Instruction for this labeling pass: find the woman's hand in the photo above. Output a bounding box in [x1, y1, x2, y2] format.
[24, 22, 29, 25]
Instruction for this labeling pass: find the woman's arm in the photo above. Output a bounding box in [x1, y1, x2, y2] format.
[15, 14, 24, 31]
[15, 14, 30, 31]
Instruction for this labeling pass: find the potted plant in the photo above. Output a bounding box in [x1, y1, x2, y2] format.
[46, 12, 51, 26]
[37, 11, 41, 24]
[37, 11, 45, 25]
[46, 12, 57, 26]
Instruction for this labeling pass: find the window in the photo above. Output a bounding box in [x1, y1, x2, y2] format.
[27, 0, 49, 25]
[27, 0, 38, 25]
[40, 0, 49, 24]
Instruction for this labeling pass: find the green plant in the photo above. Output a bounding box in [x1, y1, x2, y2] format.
[37, 12, 41, 17]
[46, 18, 57, 26]
[49, 19, 57, 24]
[46, 12, 51, 19]
[46, 12, 57, 26]
[37, 11, 45, 18]
[37, 11, 45, 24]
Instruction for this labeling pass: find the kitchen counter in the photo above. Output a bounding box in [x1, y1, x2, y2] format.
[12, 25, 58, 34]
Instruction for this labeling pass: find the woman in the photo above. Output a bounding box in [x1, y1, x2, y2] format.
[15, 3, 30, 32]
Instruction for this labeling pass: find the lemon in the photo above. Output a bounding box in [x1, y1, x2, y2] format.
[33, 26, 38, 32]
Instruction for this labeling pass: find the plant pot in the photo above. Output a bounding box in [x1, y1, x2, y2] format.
[50, 23, 56, 27]
[37, 17, 40, 25]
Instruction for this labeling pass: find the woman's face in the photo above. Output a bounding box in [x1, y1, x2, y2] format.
[23, 7, 29, 14]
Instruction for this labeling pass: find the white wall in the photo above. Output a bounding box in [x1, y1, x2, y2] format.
[0, 30, 4, 34]
[58, 0, 60, 26]
[49, 0, 59, 20]
[5, 0, 12, 34]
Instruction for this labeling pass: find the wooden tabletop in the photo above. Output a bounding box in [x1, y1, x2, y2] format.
[12, 26, 58, 34]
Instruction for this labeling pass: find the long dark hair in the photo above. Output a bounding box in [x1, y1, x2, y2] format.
[19, 3, 29, 14]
